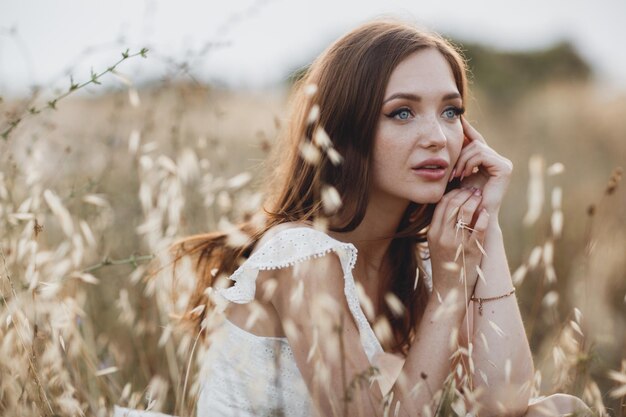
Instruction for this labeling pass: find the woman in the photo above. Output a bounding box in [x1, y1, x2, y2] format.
[167, 19, 592, 417]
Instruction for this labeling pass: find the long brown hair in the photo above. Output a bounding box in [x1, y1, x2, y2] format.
[175, 19, 468, 355]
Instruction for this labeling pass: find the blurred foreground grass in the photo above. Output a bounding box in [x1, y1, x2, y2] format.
[0, 42, 625, 416]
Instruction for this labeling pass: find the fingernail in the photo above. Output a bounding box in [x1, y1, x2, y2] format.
[460, 172, 464, 181]
[473, 188, 481, 196]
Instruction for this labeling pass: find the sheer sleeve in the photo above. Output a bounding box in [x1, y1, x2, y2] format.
[216, 227, 356, 303]
[215, 227, 384, 362]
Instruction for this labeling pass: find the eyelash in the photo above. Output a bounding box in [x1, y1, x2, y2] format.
[386, 106, 466, 120]
[443, 106, 465, 119]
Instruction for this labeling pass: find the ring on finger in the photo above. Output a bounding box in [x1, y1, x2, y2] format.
[455, 218, 470, 231]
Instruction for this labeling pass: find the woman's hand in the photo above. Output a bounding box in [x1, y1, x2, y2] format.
[451, 117, 513, 217]
[427, 187, 490, 303]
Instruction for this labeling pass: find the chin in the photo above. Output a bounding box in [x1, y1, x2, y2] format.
[411, 186, 449, 204]
[412, 179, 461, 204]
[409, 191, 445, 205]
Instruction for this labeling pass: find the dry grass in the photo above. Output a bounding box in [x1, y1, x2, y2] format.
[0, 73, 624, 416]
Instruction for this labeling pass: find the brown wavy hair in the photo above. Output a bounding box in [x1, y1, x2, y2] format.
[174, 19, 467, 355]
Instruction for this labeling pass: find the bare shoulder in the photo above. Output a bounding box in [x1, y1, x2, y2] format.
[253, 223, 381, 412]
[254, 221, 346, 311]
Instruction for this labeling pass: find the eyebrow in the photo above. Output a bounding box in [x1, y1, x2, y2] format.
[382, 92, 461, 104]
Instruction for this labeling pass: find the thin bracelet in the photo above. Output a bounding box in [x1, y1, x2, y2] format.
[470, 288, 516, 316]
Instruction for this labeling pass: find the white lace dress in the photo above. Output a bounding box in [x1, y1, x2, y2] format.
[115, 227, 580, 417]
[195, 226, 432, 417]
[114, 226, 430, 417]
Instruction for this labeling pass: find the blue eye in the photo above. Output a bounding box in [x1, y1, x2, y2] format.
[442, 106, 465, 119]
[388, 108, 412, 120]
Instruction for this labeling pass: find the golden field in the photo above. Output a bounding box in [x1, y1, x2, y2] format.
[0, 43, 625, 416]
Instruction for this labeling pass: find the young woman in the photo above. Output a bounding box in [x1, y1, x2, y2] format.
[169, 19, 592, 417]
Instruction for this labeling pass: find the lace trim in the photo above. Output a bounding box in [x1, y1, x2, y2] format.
[418, 245, 434, 293]
[215, 227, 382, 362]
[236, 245, 356, 271]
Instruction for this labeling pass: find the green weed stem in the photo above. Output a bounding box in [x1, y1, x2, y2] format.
[1, 48, 148, 141]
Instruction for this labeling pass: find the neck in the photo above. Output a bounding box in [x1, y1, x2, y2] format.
[329, 189, 410, 275]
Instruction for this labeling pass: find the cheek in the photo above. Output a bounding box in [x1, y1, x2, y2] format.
[372, 126, 397, 164]
[371, 146, 395, 177]
[371, 129, 404, 181]
[447, 124, 464, 163]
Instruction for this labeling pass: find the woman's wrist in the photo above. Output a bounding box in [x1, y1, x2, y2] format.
[424, 285, 473, 318]
[472, 221, 515, 299]
[486, 213, 502, 232]
[483, 206, 501, 222]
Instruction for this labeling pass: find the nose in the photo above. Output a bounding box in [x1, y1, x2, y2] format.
[419, 117, 447, 150]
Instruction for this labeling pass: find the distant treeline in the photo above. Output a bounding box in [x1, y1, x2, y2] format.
[288, 40, 592, 104]
[461, 41, 591, 103]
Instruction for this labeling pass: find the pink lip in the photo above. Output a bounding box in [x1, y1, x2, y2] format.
[412, 167, 447, 180]
[411, 158, 450, 181]
[412, 158, 449, 170]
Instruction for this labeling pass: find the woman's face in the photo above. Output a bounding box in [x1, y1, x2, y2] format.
[371, 48, 464, 205]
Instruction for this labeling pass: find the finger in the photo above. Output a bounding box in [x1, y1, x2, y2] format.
[457, 189, 482, 227]
[459, 153, 486, 181]
[453, 190, 483, 242]
[453, 145, 483, 180]
[431, 188, 470, 232]
[461, 116, 488, 145]
[442, 188, 477, 228]
[431, 188, 473, 234]
[460, 151, 502, 180]
[470, 208, 490, 244]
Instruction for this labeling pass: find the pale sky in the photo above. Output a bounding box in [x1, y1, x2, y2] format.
[2, 0, 626, 97]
